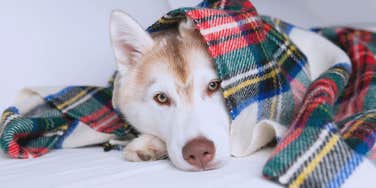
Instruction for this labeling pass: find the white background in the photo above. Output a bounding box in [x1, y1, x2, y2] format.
[0, 0, 170, 110]
[1, 0, 376, 110]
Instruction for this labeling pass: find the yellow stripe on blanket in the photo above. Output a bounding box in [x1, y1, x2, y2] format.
[157, 18, 179, 24]
[278, 45, 296, 65]
[57, 88, 92, 110]
[1, 111, 12, 122]
[289, 135, 340, 188]
[343, 113, 376, 139]
[223, 69, 279, 98]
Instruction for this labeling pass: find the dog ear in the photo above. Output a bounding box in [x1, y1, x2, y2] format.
[110, 10, 154, 72]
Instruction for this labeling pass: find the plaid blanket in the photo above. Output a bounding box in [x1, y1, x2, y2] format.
[262, 23, 376, 187]
[1, 0, 375, 187]
[0, 86, 137, 158]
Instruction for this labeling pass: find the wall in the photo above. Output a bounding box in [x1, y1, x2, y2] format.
[0, 0, 170, 110]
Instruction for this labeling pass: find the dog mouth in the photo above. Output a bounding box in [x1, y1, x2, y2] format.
[191, 161, 222, 171]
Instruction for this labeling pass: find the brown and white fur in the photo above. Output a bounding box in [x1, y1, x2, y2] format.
[110, 10, 230, 171]
[109, 10, 340, 171]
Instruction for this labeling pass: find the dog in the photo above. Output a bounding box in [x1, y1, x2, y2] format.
[109, 10, 337, 171]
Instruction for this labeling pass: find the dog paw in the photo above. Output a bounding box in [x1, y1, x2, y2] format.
[123, 134, 167, 162]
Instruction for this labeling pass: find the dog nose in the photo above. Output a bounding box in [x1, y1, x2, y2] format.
[182, 137, 215, 169]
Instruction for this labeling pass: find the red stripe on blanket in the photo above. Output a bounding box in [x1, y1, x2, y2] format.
[8, 140, 20, 158]
[199, 19, 266, 42]
[271, 127, 304, 156]
[335, 32, 376, 120]
[271, 100, 322, 155]
[9, 132, 35, 158]
[26, 147, 49, 158]
[188, 10, 258, 30]
[288, 76, 309, 110]
[351, 47, 376, 111]
[91, 111, 118, 129]
[80, 103, 113, 125]
[206, 30, 268, 58]
[305, 79, 338, 105]
[271, 78, 339, 155]
[187, 9, 230, 20]
[98, 120, 125, 133]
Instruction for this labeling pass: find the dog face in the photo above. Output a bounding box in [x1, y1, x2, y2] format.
[110, 11, 230, 171]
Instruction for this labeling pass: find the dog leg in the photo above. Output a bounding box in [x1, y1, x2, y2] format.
[123, 134, 167, 161]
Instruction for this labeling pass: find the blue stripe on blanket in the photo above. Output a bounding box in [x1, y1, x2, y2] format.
[7, 106, 20, 114]
[230, 83, 289, 119]
[327, 151, 363, 188]
[45, 87, 75, 101]
[333, 62, 352, 73]
[54, 120, 79, 149]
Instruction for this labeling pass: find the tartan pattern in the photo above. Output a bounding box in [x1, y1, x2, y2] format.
[0, 1, 374, 187]
[262, 25, 376, 187]
[148, 0, 309, 124]
[45, 86, 126, 134]
[0, 86, 134, 159]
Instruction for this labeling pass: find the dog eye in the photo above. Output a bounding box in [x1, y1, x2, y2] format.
[207, 80, 220, 94]
[153, 93, 170, 105]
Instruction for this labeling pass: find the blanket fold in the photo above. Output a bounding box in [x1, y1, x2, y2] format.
[1, 0, 375, 187]
[0, 86, 136, 158]
[262, 24, 376, 187]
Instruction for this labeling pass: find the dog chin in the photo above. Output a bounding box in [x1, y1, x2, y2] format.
[198, 160, 225, 171]
[172, 153, 230, 171]
[173, 160, 224, 171]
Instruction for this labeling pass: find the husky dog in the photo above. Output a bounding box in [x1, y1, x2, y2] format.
[110, 10, 230, 171]
[109, 10, 333, 171]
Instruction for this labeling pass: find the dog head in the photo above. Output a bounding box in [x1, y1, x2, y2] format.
[110, 11, 230, 171]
